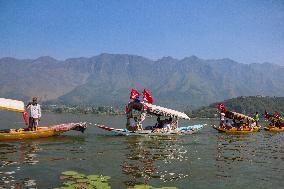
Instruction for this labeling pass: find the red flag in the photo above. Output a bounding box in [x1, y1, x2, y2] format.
[130, 89, 140, 100]
[273, 111, 279, 119]
[264, 110, 269, 119]
[22, 111, 28, 126]
[143, 89, 154, 104]
[217, 103, 227, 113]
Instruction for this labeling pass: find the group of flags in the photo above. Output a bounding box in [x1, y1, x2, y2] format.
[130, 88, 154, 104]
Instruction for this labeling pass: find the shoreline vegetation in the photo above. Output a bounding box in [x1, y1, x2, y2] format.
[42, 96, 284, 118]
[42, 104, 125, 115]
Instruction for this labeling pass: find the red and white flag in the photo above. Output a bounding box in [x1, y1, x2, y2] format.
[273, 111, 279, 119]
[217, 103, 227, 113]
[130, 88, 140, 100]
[143, 89, 154, 104]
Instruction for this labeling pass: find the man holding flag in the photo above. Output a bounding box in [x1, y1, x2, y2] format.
[126, 88, 154, 131]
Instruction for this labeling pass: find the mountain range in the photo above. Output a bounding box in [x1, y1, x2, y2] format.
[0, 53, 283, 110]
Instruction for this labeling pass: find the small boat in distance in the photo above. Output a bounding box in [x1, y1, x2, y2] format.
[0, 98, 87, 141]
[212, 103, 260, 133]
[264, 111, 284, 132]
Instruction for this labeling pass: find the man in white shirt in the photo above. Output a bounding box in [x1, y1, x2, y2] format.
[220, 112, 225, 123]
[26, 97, 41, 131]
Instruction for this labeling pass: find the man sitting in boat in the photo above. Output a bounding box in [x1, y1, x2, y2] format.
[162, 118, 173, 132]
[249, 120, 257, 128]
[155, 116, 164, 129]
[224, 120, 233, 128]
[152, 117, 174, 132]
[26, 97, 41, 131]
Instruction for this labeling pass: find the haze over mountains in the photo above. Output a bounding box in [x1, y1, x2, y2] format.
[0, 53, 283, 110]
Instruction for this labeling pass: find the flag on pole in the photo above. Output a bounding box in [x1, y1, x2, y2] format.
[130, 89, 140, 100]
[217, 103, 227, 112]
[143, 89, 154, 104]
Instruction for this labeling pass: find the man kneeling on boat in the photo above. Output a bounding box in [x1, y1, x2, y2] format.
[26, 97, 41, 131]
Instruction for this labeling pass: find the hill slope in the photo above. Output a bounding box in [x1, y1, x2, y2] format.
[188, 96, 284, 118]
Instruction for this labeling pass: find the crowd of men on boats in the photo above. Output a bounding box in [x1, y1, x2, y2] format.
[218, 103, 283, 130]
[125, 89, 178, 132]
[19, 92, 284, 132]
[264, 110, 284, 129]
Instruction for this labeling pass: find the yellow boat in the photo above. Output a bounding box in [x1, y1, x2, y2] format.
[0, 98, 87, 141]
[264, 126, 284, 132]
[264, 111, 284, 132]
[0, 127, 62, 140]
[212, 125, 261, 134]
[0, 123, 87, 141]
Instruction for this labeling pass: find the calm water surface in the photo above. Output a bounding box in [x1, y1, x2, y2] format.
[0, 111, 283, 189]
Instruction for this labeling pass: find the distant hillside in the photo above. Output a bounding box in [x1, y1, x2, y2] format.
[188, 96, 284, 118]
[0, 54, 284, 109]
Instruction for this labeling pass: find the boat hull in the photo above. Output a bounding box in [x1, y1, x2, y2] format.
[96, 124, 204, 136]
[212, 125, 261, 133]
[264, 126, 284, 132]
[0, 127, 63, 141]
[0, 122, 87, 141]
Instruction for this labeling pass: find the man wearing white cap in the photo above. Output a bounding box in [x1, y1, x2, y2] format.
[26, 97, 41, 131]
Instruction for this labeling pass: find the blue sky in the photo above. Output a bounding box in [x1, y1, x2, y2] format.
[0, 0, 283, 65]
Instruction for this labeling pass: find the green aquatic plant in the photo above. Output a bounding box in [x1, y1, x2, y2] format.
[55, 171, 178, 189]
[56, 171, 111, 189]
[62, 171, 79, 176]
[127, 185, 178, 189]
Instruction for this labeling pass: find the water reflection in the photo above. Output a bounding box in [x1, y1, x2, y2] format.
[214, 132, 284, 183]
[0, 142, 40, 188]
[121, 136, 190, 187]
[0, 136, 86, 188]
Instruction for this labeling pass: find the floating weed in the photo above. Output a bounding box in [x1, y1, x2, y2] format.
[128, 185, 178, 189]
[76, 178, 89, 183]
[72, 174, 86, 179]
[130, 184, 152, 189]
[55, 171, 178, 189]
[62, 171, 79, 176]
[56, 171, 111, 189]
[63, 181, 75, 186]
[86, 175, 100, 181]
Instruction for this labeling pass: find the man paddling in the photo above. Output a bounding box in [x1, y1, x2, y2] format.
[26, 97, 41, 131]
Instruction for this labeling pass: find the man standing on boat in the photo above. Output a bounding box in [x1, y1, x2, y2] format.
[26, 97, 41, 131]
[254, 112, 259, 126]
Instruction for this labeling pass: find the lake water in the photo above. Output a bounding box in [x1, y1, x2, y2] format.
[0, 111, 283, 189]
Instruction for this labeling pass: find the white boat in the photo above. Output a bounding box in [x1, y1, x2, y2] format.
[97, 95, 204, 136]
[96, 124, 204, 136]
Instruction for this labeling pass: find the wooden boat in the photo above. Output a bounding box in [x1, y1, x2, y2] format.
[264, 111, 284, 132]
[214, 103, 260, 133]
[97, 124, 204, 136]
[264, 126, 284, 132]
[212, 125, 261, 134]
[0, 122, 87, 141]
[97, 89, 204, 136]
[0, 97, 87, 141]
